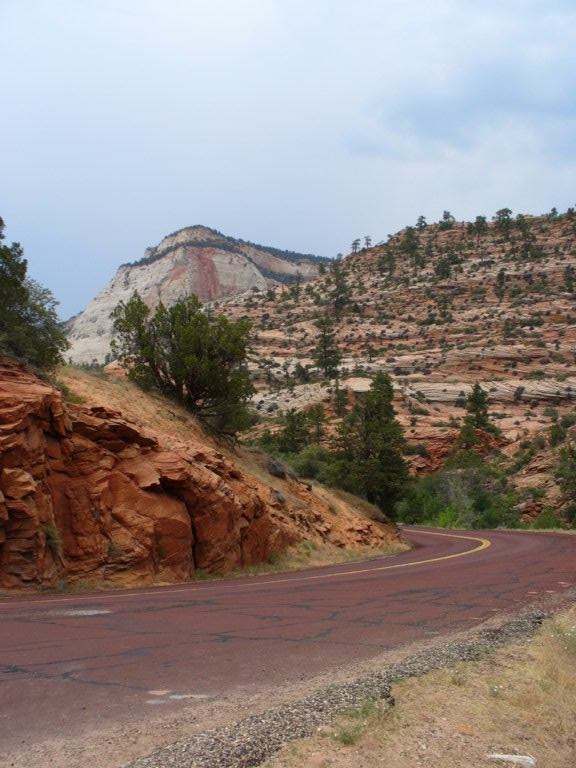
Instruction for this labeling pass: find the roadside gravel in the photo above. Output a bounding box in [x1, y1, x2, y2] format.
[126, 609, 547, 768]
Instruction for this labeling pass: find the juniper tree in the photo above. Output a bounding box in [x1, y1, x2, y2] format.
[111, 292, 253, 439]
[438, 211, 455, 230]
[493, 208, 513, 238]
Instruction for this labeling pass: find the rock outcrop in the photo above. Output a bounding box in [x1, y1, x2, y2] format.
[217, 211, 576, 519]
[66, 225, 328, 364]
[0, 360, 398, 589]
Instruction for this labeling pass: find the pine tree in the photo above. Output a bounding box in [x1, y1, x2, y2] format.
[416, 215, 427, 230]
[465, 383, 490, 430]
[333, 377, 348, 416]
[307, 404, 326, 443]
[0, 216, 68, 368]
[337, 373, 408, 513]
[313, 316, 341, 379]
[330, 259, 351, 315]
[277, 408, 310, 453]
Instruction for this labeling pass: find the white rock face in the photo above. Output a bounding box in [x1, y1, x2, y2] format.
[66, 226, 323, 364]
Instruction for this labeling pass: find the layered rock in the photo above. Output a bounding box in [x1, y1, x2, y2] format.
[0, 360, 398, 589]
[66, 225, 328, 364]
[216, 212, 576, 520]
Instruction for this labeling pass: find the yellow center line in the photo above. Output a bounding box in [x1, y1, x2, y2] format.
[0, 529, 492, 609]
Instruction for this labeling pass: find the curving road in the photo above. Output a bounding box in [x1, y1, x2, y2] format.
[0, 527, 575, 755]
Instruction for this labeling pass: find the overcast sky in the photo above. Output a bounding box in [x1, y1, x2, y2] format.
[2, 0, 575, 318]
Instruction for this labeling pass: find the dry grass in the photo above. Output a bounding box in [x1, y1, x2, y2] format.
[265, 607, 576, 768]
[58, 366, 209, 444]
[327, 488, 389, 523]
[193, 539, 408, 583]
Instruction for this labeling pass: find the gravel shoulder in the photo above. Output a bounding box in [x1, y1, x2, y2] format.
[121, 590, 575, 768]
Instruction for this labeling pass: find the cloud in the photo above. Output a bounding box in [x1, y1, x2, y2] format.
[1, 0, 575, 317]
[344, 2, 576, 159]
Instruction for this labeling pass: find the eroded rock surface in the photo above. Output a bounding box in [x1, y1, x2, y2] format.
[0, 360, 397, 589]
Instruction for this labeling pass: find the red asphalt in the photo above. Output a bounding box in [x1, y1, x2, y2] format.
[0, 527, 574, 754]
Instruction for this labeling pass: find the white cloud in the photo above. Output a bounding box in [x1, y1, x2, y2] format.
[1, 0, 575, 316]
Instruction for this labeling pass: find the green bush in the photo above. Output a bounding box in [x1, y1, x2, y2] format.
[531, 507, 565, 529]
[396, 451, 520, 529]
[285, 445, 344, 487]
[550, 422, 567, 447]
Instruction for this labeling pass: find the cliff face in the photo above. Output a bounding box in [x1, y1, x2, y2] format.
[66, 225, 327, 364]
[0, 360, 399, 589]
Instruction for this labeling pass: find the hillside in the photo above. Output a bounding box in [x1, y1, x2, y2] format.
[220, 208, 576, 521]
[0, 360, 402, 590]
[66, 225, 329, 364]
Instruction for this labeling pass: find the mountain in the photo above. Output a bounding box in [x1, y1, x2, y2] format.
[66, 225, 329, 364]
[221, 208, 576, 522]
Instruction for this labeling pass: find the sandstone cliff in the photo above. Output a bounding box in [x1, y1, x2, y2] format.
[66, 225, 328, 364]
[0, 360, 399, 590]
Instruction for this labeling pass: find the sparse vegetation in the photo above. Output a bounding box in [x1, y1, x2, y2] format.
[265, 608, 576, 768]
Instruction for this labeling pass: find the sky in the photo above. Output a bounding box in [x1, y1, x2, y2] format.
[1, 0, 576, 319]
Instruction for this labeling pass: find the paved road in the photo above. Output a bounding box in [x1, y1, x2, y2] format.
[1, 527, 574, 755]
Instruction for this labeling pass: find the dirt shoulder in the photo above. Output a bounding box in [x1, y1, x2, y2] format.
[265, 604, 576, 768]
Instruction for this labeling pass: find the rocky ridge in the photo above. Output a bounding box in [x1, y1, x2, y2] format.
[66, 225, 328, 365]
[219, 210, 576, 514]
[0, 359, 399, 589]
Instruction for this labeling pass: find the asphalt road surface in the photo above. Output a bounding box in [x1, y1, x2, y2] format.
[1, 527, 575, 756]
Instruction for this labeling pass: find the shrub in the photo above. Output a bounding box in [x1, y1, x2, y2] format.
[43, 523, 62, 556]
[397, 452, 520, 529]
[531, 507, 565, 529]
[550, 423, 567, 447]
